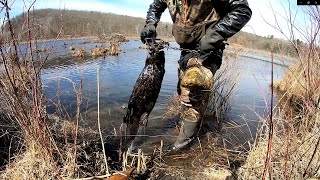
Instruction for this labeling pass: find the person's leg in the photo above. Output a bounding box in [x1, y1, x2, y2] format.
[173, 50, 222, 151]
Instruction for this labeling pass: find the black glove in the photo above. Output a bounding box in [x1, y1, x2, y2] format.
[197, 41, 225, 69]
[200, 31, 225, 53]
[140, 24, 157, 44]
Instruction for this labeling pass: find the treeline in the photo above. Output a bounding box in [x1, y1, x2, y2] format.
[229, 31, 299, 57]
[2, 9, 172, 40]
[3, 9, 299, 57]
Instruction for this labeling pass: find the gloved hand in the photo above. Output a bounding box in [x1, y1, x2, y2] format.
[140, 24, 157, 44]
[197, 38, 225, 69]
[200, 32, 225, 53]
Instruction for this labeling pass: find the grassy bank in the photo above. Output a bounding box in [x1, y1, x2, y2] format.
[237, 6, 320, 179]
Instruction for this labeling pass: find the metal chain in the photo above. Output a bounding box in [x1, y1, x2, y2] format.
[145, 38, 201, 54]
[162, 43, 201, 54]
[144, 38, 228, 55]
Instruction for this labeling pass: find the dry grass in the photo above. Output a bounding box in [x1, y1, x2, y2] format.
[70, 41, 122, 58]
[274, 64, 320, 103]
[274, 66, 306, 95]
[70, 47, 86, 58]
[238, 5, 320, 179]
[1, 141, 60, 180]
[0, 2, 112, 179]
[238, 110, 320, 179]
[206, 51, 243, 123]
[0, 112, 115, 179]
[0, 2, 147, 179]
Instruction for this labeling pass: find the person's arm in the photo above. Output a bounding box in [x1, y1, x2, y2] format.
[141, 0, 167, 43]
[145, 0, 167, 27]
[201, 0, 252, 51]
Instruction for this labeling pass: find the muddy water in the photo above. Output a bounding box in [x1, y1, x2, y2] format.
[41, 39, 287, 151]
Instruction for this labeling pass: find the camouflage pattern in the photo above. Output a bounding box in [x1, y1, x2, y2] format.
[146, 0, 252, 47]
[177, 53, 219, 123]
[166, 0, 220, 27]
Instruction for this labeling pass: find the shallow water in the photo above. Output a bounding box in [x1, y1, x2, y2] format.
[41, 39, 287, 148]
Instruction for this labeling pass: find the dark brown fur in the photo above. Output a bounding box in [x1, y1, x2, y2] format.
[123, 51, 165, 138]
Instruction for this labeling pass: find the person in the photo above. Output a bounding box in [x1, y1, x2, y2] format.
[140, 0, 252, 152]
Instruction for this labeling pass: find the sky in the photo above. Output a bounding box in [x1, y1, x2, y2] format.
[6, 0, 309, 40]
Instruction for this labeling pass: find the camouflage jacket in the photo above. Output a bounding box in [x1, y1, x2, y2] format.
[146, 0, 252, 48]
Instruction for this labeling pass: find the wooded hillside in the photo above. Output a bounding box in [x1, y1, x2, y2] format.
[3, 9, 299, 57]
[4, 9, 172, 40]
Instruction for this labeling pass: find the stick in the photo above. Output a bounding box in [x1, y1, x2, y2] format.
[223, 139, 230, 167]
[137, 149, 142, 174]
[142, 152, 147, 170]
[284, 107, 291, 180]
[160, 140, 163, 158]
[262, 49, 275, 180]
[97, 68, 110, 175]
[122, 150, 127, 171]
[197, 137, 203, 153]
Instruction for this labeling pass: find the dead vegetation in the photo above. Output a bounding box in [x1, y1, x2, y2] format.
[91, 47, 108, 58]
[70, 47, 86, 58]
[0, 1, 61, 179]
[0, 114, 114, 179]
[0, 1, 144, 179]
[109, 34, 129, 43]
[0, 1, 125, 179]
[69, 41, 122, 58]
[108, 41, 121, 56]
[238, 5, 320, 179]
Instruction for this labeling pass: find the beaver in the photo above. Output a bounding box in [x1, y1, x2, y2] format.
[123, 50, 165, 150]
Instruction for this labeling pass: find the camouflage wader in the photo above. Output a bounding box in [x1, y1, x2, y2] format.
[173, 47, 223, 150]
[143, 0, 251, 150]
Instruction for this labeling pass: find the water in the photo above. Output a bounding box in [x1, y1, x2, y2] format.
[41, 39, 287, 147]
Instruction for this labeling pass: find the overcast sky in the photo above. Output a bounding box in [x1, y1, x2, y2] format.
[8, 0, 308, 40]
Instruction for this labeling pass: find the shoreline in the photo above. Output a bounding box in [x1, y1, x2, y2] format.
[228, 43, 296, 62]
[14, 35, 296, 62]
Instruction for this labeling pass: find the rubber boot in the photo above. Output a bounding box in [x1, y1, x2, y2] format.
[172, 119, 198, 151]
